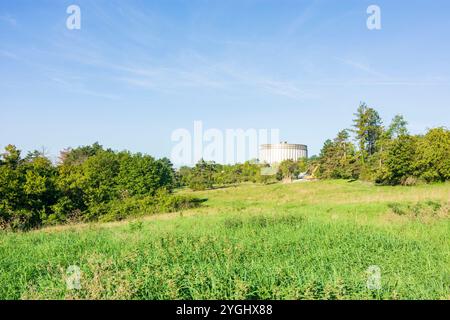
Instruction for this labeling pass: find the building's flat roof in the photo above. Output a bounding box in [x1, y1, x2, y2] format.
[260, 143, 307, 149]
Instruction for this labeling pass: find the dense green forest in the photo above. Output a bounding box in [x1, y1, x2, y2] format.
[1, 103, 449, 230]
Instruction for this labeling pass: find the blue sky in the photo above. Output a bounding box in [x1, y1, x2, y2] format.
[1, 0, 449, 162]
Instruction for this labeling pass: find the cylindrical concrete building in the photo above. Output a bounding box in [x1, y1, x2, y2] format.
[259, 142, 308, 164]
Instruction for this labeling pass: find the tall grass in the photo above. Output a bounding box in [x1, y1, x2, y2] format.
[0, 180, 449, 300]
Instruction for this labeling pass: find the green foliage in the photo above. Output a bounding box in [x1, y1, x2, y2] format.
[99, 191, 201, 222]
[0, 144, 191, 230]
[377, 135, 418, 185]
[352, 103, 383, 162]
[277, 159, 301, 181]
[116, 153, 175, 197]
[318, 104, 449, 186]
[213, 164, 240, 186]
[178, 160, 279, 190]
[317, 130, 358, 179]
[386, 114, 409, 139]
[388, 200, 448, 218]
[2, 144, 21, 169]
[81, 150, 120, 208]
[414, 128, 450, 182]
[0, 150, 58, 230]
[188, 159, 217, 191]
[58, 142, 104, 166]
[239, 161, 260, 183]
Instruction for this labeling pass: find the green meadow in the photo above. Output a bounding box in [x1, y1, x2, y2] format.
[0, 180, 449, 300]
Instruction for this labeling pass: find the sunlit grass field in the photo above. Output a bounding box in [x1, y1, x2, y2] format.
[0, 180, 449, 300]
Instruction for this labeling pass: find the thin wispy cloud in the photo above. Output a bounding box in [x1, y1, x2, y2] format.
[285, 0, 321, 36]
[348, 80, 450, 86]
[259, 79, 313, 100]
[215, 63, 317, 100]
[294, 78, 450, 87]
[114, 65, 227, 92]
[114, 60, 315, 101]
[0, 1, 318, 102]
[337, 58, 388, 78]
[330, 58, 450, 86]
[50, 43, 315, 101]
[48, 76, 120, 100]
[0, 14, 17, 26]
[0, 49, 19, 60]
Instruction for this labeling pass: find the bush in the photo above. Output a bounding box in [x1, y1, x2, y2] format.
[415, 128, 450, 182]
[388, 200, 448, 218]
[99, 192, 202, 222]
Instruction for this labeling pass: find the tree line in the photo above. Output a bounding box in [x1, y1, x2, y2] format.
[0, 143, 199, 230]
[175, 158, 309, 191]
[175, 103, 450, 189]
[314, 103, 450, 185]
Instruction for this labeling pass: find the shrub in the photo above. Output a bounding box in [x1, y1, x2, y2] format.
[223, 217, 244, 229]
[128, 220, 144, 232]
[387, 202, 406, 216]
[388, 200, 448, 218]
[98, 192, 202, 222]
[415, 128, 450, 182]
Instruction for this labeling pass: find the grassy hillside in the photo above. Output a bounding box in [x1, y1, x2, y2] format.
[0, 180, 449, 300]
